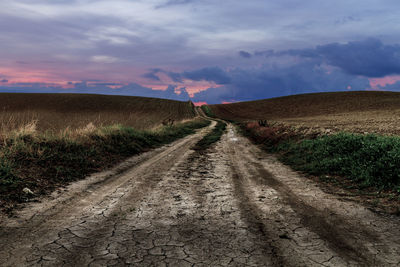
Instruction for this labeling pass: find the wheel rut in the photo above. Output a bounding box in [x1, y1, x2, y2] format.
[0, 122, 399, 266]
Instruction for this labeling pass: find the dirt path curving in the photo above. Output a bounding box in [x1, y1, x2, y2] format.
[0, 122, 399, 266]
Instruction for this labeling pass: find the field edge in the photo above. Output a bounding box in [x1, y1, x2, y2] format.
[0, 119, 211, 215]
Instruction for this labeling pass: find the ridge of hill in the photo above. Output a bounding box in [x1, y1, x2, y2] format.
[0, 93, 196, 132]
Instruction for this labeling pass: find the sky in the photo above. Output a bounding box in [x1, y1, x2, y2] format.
[1, 0, 400, 103]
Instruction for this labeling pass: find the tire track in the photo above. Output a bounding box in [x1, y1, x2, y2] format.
[0, 121, 399, 266]
[0, 121, 216, 266]
[225, 124, 400, 266]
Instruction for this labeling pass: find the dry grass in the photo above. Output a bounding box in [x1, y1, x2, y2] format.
[0, 93, 196, 137]
[0, 93, 208, 214]
[210, 91, 400, 135]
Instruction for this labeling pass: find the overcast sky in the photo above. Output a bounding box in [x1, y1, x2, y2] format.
[1, 0, 400, 103]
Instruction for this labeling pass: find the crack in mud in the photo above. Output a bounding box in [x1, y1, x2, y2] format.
[0, 122, 399, 266]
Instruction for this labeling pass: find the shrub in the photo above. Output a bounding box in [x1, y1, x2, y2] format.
[193, 121, 226, 150]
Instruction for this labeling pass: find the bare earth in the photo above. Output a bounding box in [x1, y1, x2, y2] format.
[276, 109, 400, 135]
[0, 122, 399, 266]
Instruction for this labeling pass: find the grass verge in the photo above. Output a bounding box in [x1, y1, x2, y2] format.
[240, 122, 400, 214]
[193, 121, 226, 150]
[242, 123, 400, 189]
[0, 119, 210, 213]
[200, 105, 215, 118]
[276, 133, 400, 189]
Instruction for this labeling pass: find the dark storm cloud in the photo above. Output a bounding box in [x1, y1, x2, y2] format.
[258, 39, 400, 78]
[316, 38, 400, 77]
[4, 0, 399, 75]
[142, 69, 182, 82]
[71, 82, 190, 100]
[181, 67, 231, 84]
[0, 82, 191, 101]
[143, 67, 231, 84]
[239, 51, 252, 58]
[2, 1, 400, 103]
[142, 71, 161, 81]
[190, 62, 371, 104]
[167, 72, 184, 83]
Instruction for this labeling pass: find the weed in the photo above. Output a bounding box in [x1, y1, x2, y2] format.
[243, 122, 400, 189]
[201, 105, 215, 118]
[193, 121, 226, 150]
[278, 133, 400, 188]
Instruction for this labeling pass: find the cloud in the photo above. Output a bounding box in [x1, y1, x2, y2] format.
[315, 38, 400, 77]
[334, 16, 361, 25]
[143, 67, 231, 84]
[190, 61, 371, 104]
[0, 82, 191, 101]
[0, 79, 8, 83]
[181, 67, 231, 84]
[258, 38, 400, 78]
[239, 51, 252, 58]
[91, 55, 120, 63]
[3, 0, 400, 104]
[90, 82, 123, 86]
[377, 81, 400, 91]
[142, 71, 161, 81]
[155, 0, 196, 9]
[142, 68, 183, 82]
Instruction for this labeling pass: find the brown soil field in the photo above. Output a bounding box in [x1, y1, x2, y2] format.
[0, 93, 196, 134]
[210, 91, 400, 135]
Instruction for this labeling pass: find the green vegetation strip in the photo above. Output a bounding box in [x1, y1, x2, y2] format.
[243, 123, 400, 190]
[275, 133, 400, 190]
[200, 105, 215, 118]
[0, 119, 210, 211]
[193, 121, 226, 150]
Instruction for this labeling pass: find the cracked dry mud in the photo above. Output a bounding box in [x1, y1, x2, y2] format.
[1, 122, 400, 266]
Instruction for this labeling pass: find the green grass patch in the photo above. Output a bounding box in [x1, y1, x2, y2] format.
[193, 121, 226, 150]
[201, 105, 215, 118]
[0, 119, 210, 212]
[240, 122, 400, 190]
[250, 130, 400, 191]
[275, 133, 400, 189]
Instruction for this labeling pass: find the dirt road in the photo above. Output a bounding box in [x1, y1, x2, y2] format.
[0, 121, 399, 266]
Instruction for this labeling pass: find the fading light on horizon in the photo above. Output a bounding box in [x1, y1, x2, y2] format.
[1, 0, 400, 103]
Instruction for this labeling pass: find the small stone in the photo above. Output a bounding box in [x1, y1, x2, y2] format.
[23, 188, 34, 195]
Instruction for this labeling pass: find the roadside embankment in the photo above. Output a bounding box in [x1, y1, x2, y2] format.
[240, 121, 400, 214]
[0, 119, 210, 213]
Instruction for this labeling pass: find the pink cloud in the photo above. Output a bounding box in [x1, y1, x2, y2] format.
[369, 75, 400, 89]
[193, 101, 207, 106]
